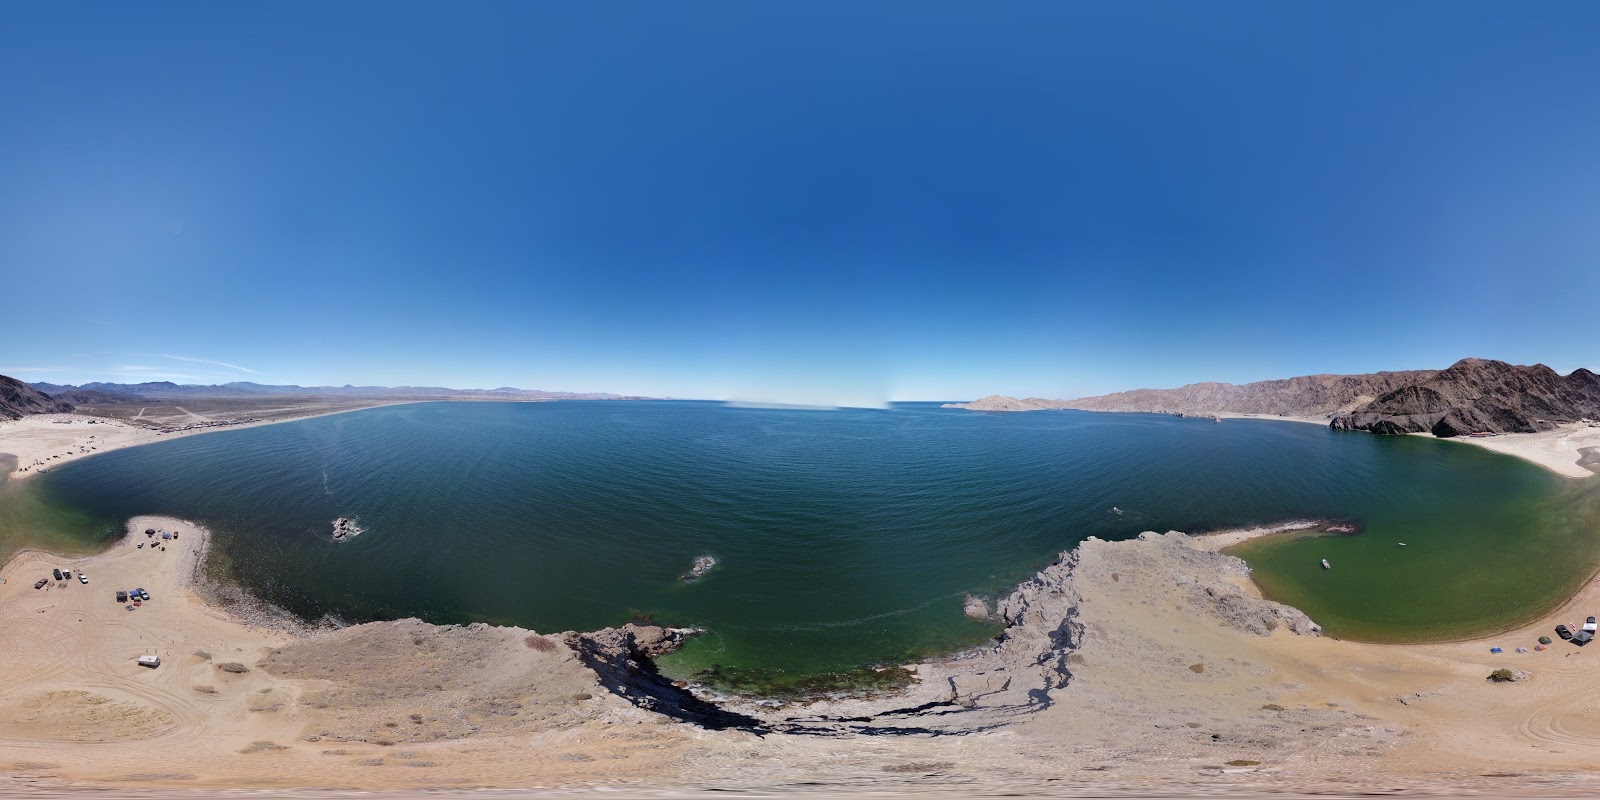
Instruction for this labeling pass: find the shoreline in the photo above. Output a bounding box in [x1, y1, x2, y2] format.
[7, 514, 1600, 790]
[1413, 422, 1600, 480]
[0, 403, 419, 482]
[1052, 406, 1600, 480]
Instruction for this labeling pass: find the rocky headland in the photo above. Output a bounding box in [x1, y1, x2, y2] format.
[0, 374, 73, 420]
[1328, 358, 1600, 436]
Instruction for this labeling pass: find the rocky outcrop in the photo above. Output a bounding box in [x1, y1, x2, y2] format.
[1330, 359, 1600, 437]
[330, 517, 363, 541]
[680, 555, 717, 582]
[0, 374, 73, 421]
[962, 594, 991, 620]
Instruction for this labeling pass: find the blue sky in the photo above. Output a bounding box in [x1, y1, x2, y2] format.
[2, 2, 1597, 405]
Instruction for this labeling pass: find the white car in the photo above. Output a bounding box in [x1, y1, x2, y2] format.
[78, 573, 88, 585]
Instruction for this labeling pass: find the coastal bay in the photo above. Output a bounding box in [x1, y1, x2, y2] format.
[5, 400, 1597, 692]
[4, 402, 1600, 792]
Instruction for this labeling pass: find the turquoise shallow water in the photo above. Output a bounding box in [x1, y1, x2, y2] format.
[2, 401, 1596, 690]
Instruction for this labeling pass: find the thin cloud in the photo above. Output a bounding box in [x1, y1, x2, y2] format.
[114, 366, 217, 382]
[156, 354, 258, 374]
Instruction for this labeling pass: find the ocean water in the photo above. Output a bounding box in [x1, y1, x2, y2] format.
[3, 401, 1596, 690]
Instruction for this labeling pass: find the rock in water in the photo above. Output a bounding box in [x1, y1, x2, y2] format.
[963, 594, 991, 621]
[331, 517, 363, 541]
[681, 555, 717, 582]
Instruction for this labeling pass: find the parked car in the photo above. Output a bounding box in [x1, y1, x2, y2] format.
[1558, 624, 1574, 640]
[34, 578, 48, 590]
[1586, 616, 1598, 633]
[78, 573, 88, 585]
[134, 588, 150, 601]
[116, 590, 128, 603]
[51, 568, 63, 581]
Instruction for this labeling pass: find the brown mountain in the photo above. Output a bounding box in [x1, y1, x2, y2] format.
[1057, 370, 1438, 418]
[0, 374, 74, 421]
[953, 359, 1600, 439]
[1329, 358, 1600, 436]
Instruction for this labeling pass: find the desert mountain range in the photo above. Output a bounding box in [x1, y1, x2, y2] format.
[947, 358, 1600, 438]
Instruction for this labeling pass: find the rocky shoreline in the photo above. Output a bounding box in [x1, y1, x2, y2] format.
[159, 512, 1329, 737]
[651, 529, 1325, 735]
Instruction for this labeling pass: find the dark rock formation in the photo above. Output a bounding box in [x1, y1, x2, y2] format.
[1330, 359, 1600, 437]
[564, 624, 763, 731]
[331, 517, 363, 541]
[0, 374, 73, 420]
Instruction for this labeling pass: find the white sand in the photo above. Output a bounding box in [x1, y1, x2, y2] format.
[1, 406, 404, 481]
[1419, 422, 1600, 479]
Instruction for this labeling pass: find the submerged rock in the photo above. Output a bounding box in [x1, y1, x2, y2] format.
[331, 517, 363, 541]
[681, 555, 717, 582]
[962, 594, 991, 621]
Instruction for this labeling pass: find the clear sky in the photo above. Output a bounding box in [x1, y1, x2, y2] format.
[2, 2, 1597, 405]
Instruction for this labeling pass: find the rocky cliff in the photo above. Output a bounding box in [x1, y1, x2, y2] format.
[1330, 358, 1600, 436]
[0, 374, 73, 421]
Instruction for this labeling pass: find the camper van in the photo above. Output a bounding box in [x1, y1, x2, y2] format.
[136, 655, 161, 669]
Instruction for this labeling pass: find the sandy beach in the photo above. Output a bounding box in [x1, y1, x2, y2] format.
[4, 513, 1600, 795]
[0, 405, 406, 481]
[1420, 422, 1600, 479]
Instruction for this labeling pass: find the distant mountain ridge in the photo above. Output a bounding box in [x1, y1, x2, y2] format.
[947, 359, 1600, 438]
[1055, 370, 1439, 418]
[0, 375, 74, 420]
[28, 380, 645, 402]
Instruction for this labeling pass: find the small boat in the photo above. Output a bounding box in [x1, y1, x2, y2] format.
[1398, 542, 1407, 546]
[1320, 558, 1332, 570]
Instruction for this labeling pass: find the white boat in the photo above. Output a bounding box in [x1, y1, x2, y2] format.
[1320, 559, 1331, 570]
